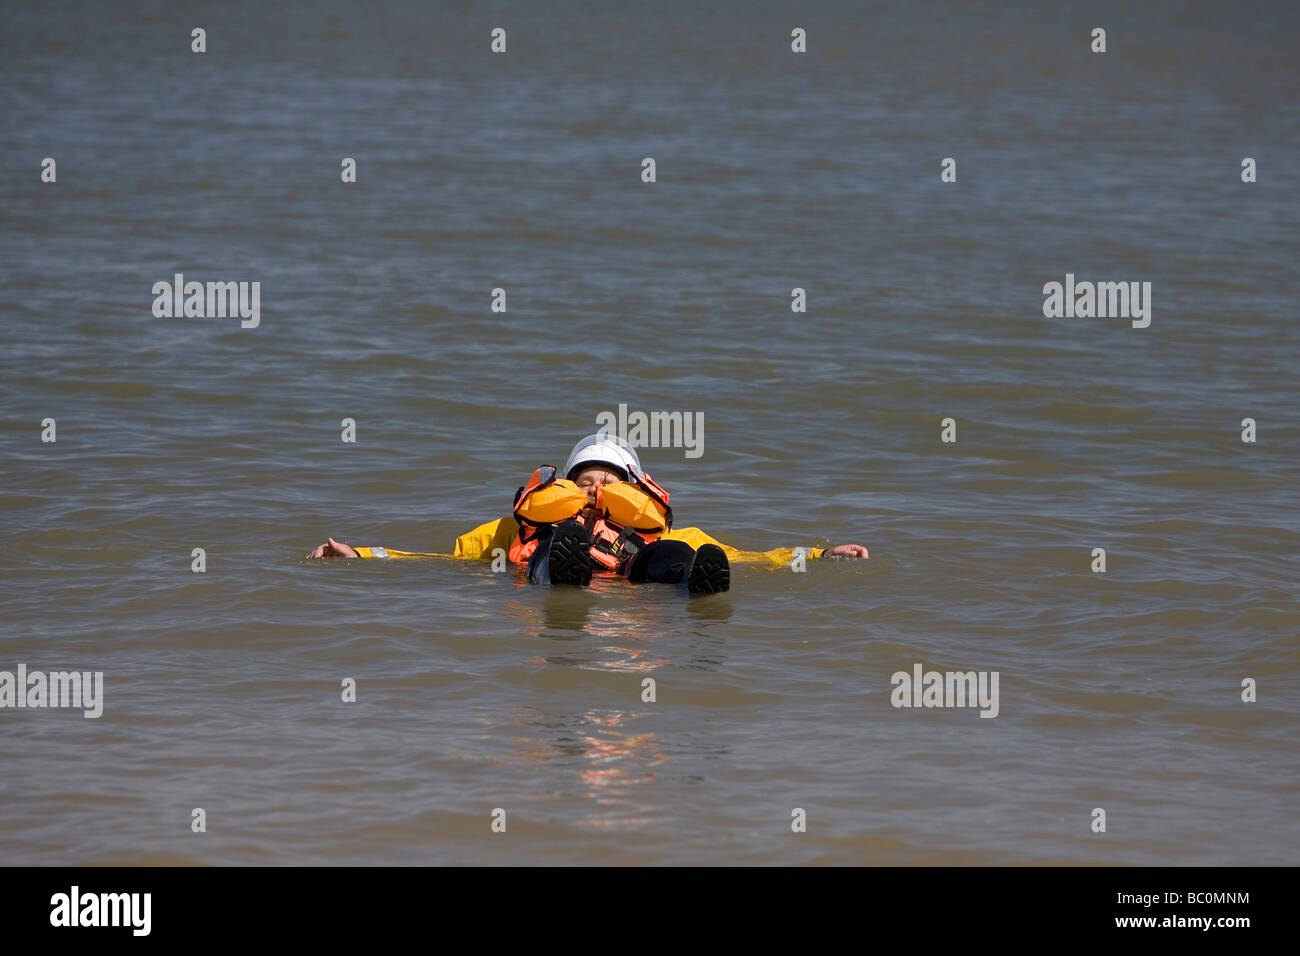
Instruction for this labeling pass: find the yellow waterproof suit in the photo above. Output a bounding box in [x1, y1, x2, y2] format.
[353, 518, 823, 568]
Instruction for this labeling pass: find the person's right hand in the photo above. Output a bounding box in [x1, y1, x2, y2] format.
[307, 537, 358, 559]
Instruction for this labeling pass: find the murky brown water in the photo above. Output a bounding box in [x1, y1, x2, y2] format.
[1, 0, 1297, 864]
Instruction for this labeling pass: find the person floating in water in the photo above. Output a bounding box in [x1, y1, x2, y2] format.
[307, 434, 869, 593]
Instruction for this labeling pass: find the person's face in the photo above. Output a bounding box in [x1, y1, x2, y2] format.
[573, 466, 622, 513]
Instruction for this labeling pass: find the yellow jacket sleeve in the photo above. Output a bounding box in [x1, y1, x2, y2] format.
[452, 517, 518, 559]
[353, 519, 820, 567]
[353, 517, 519, 560]
[353, 546, 445, 560]
[661, 527, 825, 567]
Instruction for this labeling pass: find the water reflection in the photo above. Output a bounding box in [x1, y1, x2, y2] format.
[498, 575, 734, 827]
[508, 707, 671, 829]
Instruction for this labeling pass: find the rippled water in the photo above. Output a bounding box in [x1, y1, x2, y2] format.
[2, 1, 1297, 865]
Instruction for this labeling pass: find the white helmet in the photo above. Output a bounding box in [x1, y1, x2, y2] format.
[563, 433, 643, 482]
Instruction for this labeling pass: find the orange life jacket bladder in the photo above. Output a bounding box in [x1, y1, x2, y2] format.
[507, 465, 673, 572]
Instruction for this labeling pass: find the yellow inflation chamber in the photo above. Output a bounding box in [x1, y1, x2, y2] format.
[600, 482, 670, 533]
[513, 478, 588, 525]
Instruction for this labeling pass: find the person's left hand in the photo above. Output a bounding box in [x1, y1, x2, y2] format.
[824, 544, 868, 559]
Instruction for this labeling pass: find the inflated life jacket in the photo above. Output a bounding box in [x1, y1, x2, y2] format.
[508, 465, 673, 572]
